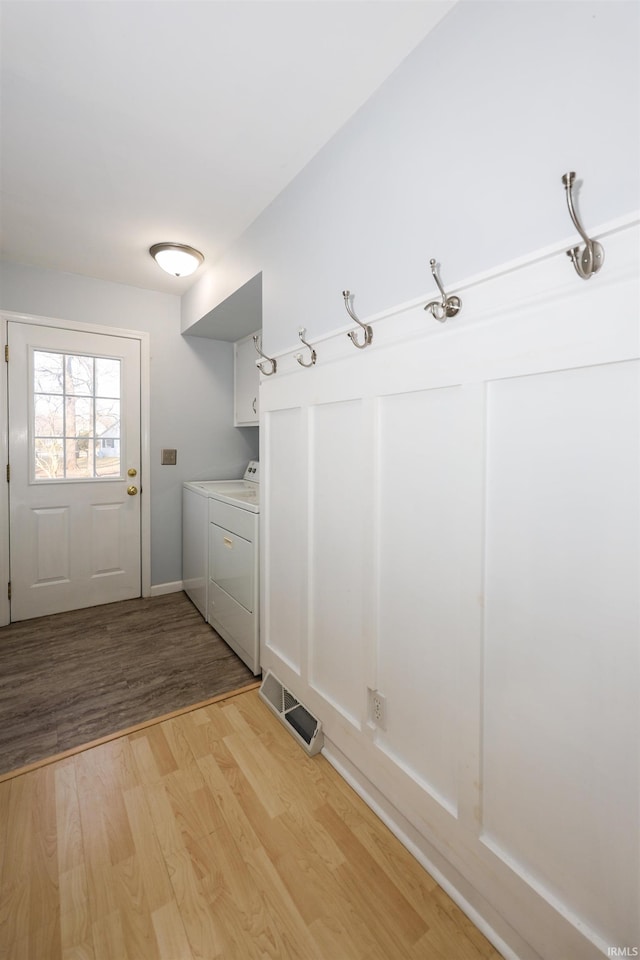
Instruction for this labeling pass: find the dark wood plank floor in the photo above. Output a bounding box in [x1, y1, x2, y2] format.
[0, 591, 256, 776]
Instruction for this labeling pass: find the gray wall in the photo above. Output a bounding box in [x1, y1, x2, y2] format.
[183, 0, 640, 354]
[0, 260, 258, 587]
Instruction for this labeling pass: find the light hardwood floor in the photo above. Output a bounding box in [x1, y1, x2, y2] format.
[0, 688, 503, 960]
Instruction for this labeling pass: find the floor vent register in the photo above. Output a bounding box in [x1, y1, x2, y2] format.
[259, 671, 323, 756]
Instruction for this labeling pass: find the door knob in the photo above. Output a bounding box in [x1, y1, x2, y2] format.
[127, 485, 138, 496]
[128, 468, 137, 477]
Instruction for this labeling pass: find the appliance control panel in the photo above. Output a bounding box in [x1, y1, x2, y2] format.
[243, 460, 260, 482]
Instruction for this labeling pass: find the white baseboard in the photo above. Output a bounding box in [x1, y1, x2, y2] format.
[149, 580, 184, 597]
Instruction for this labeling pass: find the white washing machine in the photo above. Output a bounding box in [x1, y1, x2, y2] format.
[182, 480, 210, 619]
[182, 462, 260, 674]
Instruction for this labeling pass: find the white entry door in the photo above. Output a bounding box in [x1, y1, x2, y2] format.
[8, 321, 142, 621]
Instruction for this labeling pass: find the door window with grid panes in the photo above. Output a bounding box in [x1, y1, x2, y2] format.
[32, 351, 121, 480]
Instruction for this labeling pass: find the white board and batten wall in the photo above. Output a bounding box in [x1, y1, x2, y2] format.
[178, 4, 638, 955]
[258, 216, 640, 960]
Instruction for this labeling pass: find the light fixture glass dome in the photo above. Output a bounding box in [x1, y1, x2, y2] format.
[149, 242, 204, 277]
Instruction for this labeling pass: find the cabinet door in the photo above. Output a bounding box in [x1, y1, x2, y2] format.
[234, 333, 260, 426]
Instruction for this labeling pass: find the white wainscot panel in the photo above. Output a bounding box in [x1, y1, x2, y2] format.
[482, 360, 640, 947]
[309, 398, 366, 726]
[34, 506, 70, 584]
[376, 386, 475, 817]
[263, 406, 305, 672]
[91, 502, 125, 577]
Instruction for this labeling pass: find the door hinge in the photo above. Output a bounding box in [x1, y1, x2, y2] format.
[6, 464, 9, 483]
[4, 344, 8, 362]
[7, 582, 11, 600]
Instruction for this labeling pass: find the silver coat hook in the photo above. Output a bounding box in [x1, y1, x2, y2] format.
[295, 327, 316, 367]
[424, 259, 462, 322]
[253, 334, 277, 376]
[343, 290, 373, 349]
[561, 172, 604, 279]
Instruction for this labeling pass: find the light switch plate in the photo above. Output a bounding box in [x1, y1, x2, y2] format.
[161, 448, 177, 465]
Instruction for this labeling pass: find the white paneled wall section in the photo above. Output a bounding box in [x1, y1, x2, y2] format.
[259, 216, 640, 960]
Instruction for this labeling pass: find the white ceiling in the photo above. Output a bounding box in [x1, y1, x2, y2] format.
[0, 0, 454, 295]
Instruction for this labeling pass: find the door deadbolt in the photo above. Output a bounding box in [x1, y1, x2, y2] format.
[128, 468, 137, 477]
[127, 485, 138, 496]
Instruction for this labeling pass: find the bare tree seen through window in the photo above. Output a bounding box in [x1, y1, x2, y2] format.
[33, 351, 121, 479]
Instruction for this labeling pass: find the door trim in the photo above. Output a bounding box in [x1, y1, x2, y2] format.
[0, 310, 151, 626]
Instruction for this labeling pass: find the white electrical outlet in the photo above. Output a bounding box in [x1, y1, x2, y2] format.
[368, 688, 387, 729]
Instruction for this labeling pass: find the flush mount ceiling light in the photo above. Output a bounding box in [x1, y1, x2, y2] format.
[149, 242, 204, 278]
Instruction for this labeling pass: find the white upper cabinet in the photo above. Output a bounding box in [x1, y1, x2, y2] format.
[234, 331, 260, 426]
